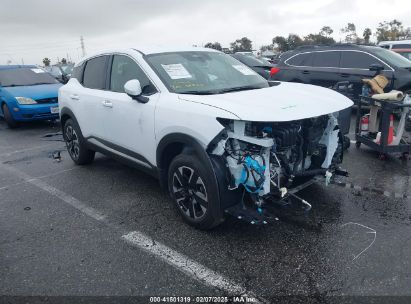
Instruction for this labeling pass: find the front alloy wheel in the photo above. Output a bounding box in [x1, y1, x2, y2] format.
[172, 166, 209, 221]
[168, 154, 223, 229]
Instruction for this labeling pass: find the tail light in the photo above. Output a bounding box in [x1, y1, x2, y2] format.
[270, 67, 281, 76]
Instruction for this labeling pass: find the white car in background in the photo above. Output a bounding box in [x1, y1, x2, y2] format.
[58, 47, 352, 229]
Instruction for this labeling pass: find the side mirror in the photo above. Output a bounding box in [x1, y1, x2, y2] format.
[369, 63, 384, 73]
[124, 79, 148, 103]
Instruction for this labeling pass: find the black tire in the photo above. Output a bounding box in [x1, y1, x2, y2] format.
[63, 118, 95, 165]
[343, 136, 351, 150]
[2, 104, 18, 128]
[168, 153, 223, 230]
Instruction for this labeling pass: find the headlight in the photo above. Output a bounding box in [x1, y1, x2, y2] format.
[15, 97, 37, 105]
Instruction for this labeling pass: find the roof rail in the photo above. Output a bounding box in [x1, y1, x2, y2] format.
[295, 43, 360, 50]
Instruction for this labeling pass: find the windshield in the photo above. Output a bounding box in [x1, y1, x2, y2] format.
[145, 51, 268, 94]
[372, 48, 411, 68]
[0, 67, 59, 87]
[233, 54, 272, 67]
[398, 51, 411, 61]
[60, 65, 74, 74]
[44, 66, 62, 77]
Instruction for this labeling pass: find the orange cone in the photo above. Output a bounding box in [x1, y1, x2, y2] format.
[360, 115, 369, 136]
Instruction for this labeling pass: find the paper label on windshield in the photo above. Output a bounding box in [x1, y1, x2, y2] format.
[31, 68, 45, 73]
[161, 64, 192, 79]
[232, 65, 257, 76]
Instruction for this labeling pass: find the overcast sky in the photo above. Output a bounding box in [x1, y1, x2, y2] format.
[1, 0, 410, 65]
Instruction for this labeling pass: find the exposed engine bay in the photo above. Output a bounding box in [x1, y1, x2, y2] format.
[209, 114, 347, 223]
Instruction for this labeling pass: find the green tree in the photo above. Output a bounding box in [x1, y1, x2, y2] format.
[320, 26, 334, 37]
[303, 26, 335, 45]
[375, 20, 411, 42]
[304, 33, 335, 45]
[42, 57, 50, 67]
[340, 23, 358, 43]
[272, 34, 303, 52]
[260, 45, 274, 52]
[204, 42, 222, 51]
[363, 28, 372, 44]
[287, 34, 303, 50]
[272, 36, 288, 52]
[230, 37, 253, 52]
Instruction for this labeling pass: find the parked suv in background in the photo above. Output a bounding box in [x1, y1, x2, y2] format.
[230, 53, 275, 79]
[379, 40, 411, 61]
[59, 47, 352, 229]
[270, 44, 411, 101]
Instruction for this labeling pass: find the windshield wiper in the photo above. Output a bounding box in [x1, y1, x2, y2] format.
[216, 86, 261, 94]
[31, 82, 55, 85]
[179, 90, 217, 95]
[5, 84, 26, 87]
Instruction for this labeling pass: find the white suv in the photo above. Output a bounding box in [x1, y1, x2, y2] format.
[59, 47, 352, 229]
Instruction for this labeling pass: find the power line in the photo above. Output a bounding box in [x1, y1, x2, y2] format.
[80, 36, 86, 57]
[3, 39, 79, 49]
[1, 42, 80, 52]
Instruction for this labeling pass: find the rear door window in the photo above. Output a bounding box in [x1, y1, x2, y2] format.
[72, 62, 85, 82]
[83, 56, 109, 89]
[340, 51, 383, 69]
[285, 53, 313, 67]
[392, 44, 411, 49]
[312, 51, 341, 68]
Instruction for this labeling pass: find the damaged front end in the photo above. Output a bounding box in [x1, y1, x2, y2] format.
[207, 114, 348, 224]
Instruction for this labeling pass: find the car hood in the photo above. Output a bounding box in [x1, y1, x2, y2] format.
[178, 82, 353, 121]
[3, 83, 62, 100]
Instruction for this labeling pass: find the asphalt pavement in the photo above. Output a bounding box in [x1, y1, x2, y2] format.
[1, 118, 411, 303]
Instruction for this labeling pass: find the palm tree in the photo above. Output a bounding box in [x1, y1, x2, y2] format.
[43, 57, 51, 67]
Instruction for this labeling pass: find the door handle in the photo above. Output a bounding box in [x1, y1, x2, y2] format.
[340, 73, 350, 78]
[102, 100, 113, 108]
[302, 70, 310, 75]
[70, 94, 80, 100]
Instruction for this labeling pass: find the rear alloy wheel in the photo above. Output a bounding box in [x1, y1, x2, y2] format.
[2, 104, 18, 128]
[63, 118, 95, 165]
[65, 124, 80, 160]
[168, 154, 223, 230]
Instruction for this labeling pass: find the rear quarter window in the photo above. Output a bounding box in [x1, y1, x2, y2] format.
[72, 62, 85, 82]
[392, 44, 411, 49]
[83, 56, 109, 89]
[285, 53, 313, 67]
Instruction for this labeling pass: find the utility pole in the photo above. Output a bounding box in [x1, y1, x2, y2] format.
[80, 36, 86, 57]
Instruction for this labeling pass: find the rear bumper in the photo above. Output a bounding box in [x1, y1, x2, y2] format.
[11, 103, 59, 121]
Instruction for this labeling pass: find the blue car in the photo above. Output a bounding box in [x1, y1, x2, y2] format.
[0, 65, 62, 128]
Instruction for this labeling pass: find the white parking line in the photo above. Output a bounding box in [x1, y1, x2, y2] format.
[0, 167, 79, 191]
[0, 143, 60, 158]
[0, 163, 105, 221]
[122, 231, 260, 300]
[1, 162, 264, 302]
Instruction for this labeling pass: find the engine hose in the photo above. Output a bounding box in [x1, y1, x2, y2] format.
[240, 155, 266, 194]
[292, 132, 304, 175]
[338, 131, 344, 163]
[277, 154, 292, 176]
[295, 168, 328, 177]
